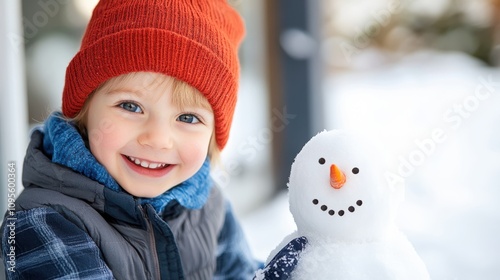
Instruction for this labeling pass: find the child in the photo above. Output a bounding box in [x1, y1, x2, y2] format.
[1, 0, 261, 279]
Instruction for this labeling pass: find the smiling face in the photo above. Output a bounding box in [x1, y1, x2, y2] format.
[288, 130, 394, 241]
[83, 72, 214, 198]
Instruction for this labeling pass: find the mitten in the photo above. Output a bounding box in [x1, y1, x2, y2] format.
[253, 236, 308, 280]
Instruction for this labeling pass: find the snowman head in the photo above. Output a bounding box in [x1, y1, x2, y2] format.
[288, 130, 396, 242]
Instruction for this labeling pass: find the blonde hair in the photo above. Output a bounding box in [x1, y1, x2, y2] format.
[72, 72, 220, 164]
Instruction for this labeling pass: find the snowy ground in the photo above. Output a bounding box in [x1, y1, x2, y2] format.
[231, 49, 500, 280]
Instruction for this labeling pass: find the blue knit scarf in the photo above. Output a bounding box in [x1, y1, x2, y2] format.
[42, 112, 212, 213]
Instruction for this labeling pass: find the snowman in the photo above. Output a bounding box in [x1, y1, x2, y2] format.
[255, 130, 430, 280]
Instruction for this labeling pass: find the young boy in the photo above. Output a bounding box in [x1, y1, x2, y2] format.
[1, 0, 261, 279]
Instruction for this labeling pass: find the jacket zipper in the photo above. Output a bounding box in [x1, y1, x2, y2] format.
[140, 206, 162, 280]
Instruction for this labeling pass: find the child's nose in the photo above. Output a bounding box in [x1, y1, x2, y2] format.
[137, 118, 174, 150]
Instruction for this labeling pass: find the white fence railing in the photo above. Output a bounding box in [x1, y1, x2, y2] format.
[0, 0, 29, 216]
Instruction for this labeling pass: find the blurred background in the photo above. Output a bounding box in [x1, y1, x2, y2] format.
[1, 0, 500, 279]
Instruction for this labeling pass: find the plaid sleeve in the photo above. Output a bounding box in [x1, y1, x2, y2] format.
[2, 207, 114, 280]
[214, 201, 263, 280]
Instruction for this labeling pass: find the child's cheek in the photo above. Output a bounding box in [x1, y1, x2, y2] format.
[87, 120, 125, 165]
[87, 117, 119, 147]
[180, 136, 210, 170]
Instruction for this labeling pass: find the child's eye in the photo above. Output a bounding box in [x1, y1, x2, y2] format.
[119, 102, 143, 113]
[177, 114, 201, 124]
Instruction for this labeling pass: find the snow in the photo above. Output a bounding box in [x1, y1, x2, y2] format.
[286, 130, 430, 279]
[262, 130, 429, 278]
[235, 49, 500, 279]
[292, 231, 429, 280]
[287, 130, 397, 242]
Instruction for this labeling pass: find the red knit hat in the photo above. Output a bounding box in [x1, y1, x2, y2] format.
[62, 0, 245, 150]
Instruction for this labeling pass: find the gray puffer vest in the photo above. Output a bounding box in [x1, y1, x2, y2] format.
[14, 130, 225, 279]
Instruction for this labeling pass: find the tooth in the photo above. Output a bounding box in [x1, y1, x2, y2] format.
[141, 161, 149, 168]
[149, 163, 159, 169]
[135, 159, 141, 165]
[129, 156, 135, 161]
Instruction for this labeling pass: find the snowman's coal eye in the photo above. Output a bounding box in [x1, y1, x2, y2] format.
[318, 158, 325, 165]
[352, 167, 359, 174]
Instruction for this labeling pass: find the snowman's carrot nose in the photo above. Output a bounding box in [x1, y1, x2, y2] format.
[330, 164, 346, 189]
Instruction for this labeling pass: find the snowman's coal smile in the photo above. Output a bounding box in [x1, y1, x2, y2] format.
[312, 199, 363, 217]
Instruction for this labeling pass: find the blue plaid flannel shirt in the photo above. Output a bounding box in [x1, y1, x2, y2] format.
[2, 207, 113, 279]
[2, 203, 262, 279]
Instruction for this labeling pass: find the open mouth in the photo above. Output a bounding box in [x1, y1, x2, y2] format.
[122, 155, 173, 177]
[125, 155, 170, 170]
[312, 198, 363, 217]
